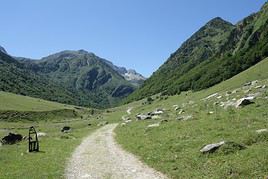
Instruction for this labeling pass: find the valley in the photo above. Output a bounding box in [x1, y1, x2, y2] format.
[1, 1, 268, 179]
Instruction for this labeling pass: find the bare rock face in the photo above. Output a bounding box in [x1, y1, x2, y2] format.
[1, 133, 23, 145]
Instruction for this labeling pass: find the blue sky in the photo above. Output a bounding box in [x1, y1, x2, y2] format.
[0, 0, 266, 77]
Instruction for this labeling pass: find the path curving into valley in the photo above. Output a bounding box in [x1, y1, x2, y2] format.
[65, 123, 167, 179]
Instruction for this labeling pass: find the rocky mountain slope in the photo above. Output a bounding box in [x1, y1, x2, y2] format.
[127, 2, 268, 102]
[101, 59, 146, 86]
[0, 51, 77, 104]
[0, 49, 143, 108]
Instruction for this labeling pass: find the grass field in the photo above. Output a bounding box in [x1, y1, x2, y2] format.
[0, 91, 75, 111]
[114, 58, 268, 178]
[0, 92, 103, 178]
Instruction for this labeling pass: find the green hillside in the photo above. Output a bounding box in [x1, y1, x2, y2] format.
[128, 2, 268, 102]
[114, 57, 268, 178]
[0, 91, 74, 111]
[19, 50, 136, 108]
[0, 51, 77, 105]
[0, 49, 137, 109]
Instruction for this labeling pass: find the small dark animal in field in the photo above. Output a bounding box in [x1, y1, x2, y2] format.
[1, 133, 23, 145]
[61, 126, 71, 133]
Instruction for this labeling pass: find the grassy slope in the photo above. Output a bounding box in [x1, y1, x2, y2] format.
[0, 91, 74, 111]
[0, 119, 100, 179]
[114, 57, 268, 178]
[0, 91, 105, 178]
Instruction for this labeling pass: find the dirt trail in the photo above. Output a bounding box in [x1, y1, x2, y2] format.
[65, 124, 167, 179]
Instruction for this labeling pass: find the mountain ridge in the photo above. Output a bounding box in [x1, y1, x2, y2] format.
[127, 2, 268, 102]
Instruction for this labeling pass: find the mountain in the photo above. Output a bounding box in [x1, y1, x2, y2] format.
[101, 59, 146, 86]
[0, 46, 7, 54]
[19, 50, 137, 108]
[127, 2, 268, 101]
[0, 51, 77, 105]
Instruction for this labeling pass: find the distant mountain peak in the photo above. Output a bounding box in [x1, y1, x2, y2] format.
[0, 46, 7, 54]
[206, 17, 234, 28]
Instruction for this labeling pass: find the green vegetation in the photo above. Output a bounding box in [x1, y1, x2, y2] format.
[0, 49, 137, 109]
[115, 57, 268, 178]
[127, 2, 268, 102]
[0, 119, 100, 179]
[20, 50, 136, 108]
[0, 92, 106, 178]
[0, 91, 73, 111]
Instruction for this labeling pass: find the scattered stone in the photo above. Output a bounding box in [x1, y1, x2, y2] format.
[205, 93, 218, 100]
[174, 106, 180, 111]
[152, 115, 161, 120]
[122, 116, 131, 121]
[251, 80, 258, 86]
[256, 129, 268, 133]
[37, 132, 47, 137]
[244, 82, 252, 86]
[176, 116, 184, 121]
[160, 119, 168, 123]
[151, 109, 164, 115]
[178, 109, 185, 114]
[61, 126, 71, 133]
[255, 85, 262, 89]
[235, 97, 255, 108]
[125, 119, 132, 123]
[200, 141, 225, 153]
[232, 90, 238, 94]
[208, 111, 214, 115]
[136, 114, 152, 120]
[1, 133, 23, 145]
[217, 96, 222, 99]
[147, 123, 160, 128]
[262, 85, 266, 89]
[177, 115, 192, 121]
[244, 89, 251, 94]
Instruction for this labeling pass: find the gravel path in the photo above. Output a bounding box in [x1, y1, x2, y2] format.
[65, 124, 167, 179]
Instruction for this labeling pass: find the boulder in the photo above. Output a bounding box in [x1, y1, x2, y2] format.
[136, 114, 152, 120]
[125, 119, 132, 123]
[235, 97, 255, 108]
[205, 93, 218, 100]
[200, 141, 225, 153]
[61, 126, 71, 133]
[256, 129, 268, 133]
[152, 115, 161, 119]
[178, 109, 185, 114]
[174, 106, 180, 111]
[255, 85, 262, 89]
[147, 123, 160, 128]
[176, 115, 192, 121]
[37, 132, 47, 137]
[160, 119, 168, 123]
[1, 133, 23, 145]
[121, 123, 126, 127]
[149, 109, 164, 116]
